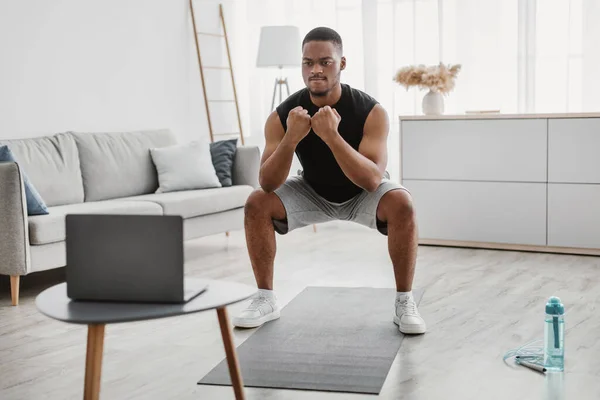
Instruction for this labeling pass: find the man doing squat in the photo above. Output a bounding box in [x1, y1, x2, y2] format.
[233, 27, 426, 335]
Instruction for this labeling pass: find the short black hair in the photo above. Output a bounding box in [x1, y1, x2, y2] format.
[302, 27, 343, 53]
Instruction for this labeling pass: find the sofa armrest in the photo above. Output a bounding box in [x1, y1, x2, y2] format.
[0, 162, 31, 276]
[232, 146, 260, 189]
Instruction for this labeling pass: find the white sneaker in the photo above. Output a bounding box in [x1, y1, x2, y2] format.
[394, 294, 426, 334]
[232, 291, 280, 328]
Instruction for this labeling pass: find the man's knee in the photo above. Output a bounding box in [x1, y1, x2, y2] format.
[244, 189, 286, 220]
[245, 189, 268, 216]
[378, 189, 415, 222]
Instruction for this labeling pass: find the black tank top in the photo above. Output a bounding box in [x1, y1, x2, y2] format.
[276, 83, 378, 203]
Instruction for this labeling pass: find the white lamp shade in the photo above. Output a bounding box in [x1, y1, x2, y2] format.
[256, 26, 301, 68]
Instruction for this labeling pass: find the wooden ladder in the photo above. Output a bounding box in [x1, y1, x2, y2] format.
[189, 1, 245, 145]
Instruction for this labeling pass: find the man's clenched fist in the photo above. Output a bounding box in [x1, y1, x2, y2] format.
[311, 106, 341, 145]
[286, 106, 311, 144]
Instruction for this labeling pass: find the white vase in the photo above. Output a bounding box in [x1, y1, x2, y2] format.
[422, 89, 444, 115]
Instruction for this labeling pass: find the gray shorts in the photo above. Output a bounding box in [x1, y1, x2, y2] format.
[272, 175, 408, 236]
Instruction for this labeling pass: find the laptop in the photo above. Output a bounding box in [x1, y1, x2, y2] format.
[65, 214, 208, 303]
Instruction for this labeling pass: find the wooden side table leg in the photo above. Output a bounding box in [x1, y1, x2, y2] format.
[216, 307, 245, 400]
[84, 324, 105, 400]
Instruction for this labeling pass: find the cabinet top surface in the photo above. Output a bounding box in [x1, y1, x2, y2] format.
[399, 112, 600, 121]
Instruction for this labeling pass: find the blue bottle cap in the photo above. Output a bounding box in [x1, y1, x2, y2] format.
[546, 296, 565, 315]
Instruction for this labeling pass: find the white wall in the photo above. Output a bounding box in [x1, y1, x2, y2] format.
[0, 0, 224, 142]
[583, 0, 600, 113]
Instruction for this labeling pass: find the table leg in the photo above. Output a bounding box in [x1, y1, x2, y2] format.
[216, 307, 245, 400]
[84, 324, 105, 400]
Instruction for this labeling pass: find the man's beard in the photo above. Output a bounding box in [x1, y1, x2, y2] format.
[309, 88, 329, 97]
[308, 73, 340, 97]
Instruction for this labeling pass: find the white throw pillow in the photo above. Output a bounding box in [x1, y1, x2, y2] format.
[150, 141, 222, 193]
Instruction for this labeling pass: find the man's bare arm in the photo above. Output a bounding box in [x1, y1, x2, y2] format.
[314, 104, 388, 192]
[259, 108, 311, 192]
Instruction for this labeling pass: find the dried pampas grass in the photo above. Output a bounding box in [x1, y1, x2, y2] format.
[394, 63, 461, 94]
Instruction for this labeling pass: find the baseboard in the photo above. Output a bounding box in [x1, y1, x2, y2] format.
[419, 239, 600, 256]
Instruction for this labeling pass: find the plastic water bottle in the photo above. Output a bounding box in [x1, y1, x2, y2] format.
[544, 296, 565, 372]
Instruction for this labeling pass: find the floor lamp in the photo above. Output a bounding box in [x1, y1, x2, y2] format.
[256, 26, 301, 111]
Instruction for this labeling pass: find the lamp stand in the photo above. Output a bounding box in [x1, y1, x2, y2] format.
[270, 66, 290, 111]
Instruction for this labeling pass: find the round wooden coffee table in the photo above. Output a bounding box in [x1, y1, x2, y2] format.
[36, 279, 256, 400]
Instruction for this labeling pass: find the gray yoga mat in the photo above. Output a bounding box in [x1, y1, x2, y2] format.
[198, 286, 424, 395]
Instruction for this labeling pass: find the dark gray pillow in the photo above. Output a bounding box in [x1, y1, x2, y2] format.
[209, 139, 238, 187]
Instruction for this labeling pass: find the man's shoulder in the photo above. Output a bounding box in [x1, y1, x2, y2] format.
[343, 83, 379, 105]
[342, 84, 381, 120]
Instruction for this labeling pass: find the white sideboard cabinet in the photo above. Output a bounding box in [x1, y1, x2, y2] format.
[399, 113, 600, 255]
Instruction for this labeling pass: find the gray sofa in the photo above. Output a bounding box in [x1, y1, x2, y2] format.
[0, 129, 260, 305]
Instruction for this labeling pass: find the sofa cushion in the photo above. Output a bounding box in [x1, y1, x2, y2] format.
[0, 146, 48, 215]
[71, 129, 177, 202]
[210, 138, 238, 187]
[0, 133, 84, 206]
[150, 141, 221, 193]
[121, 185, 253, 219]
[28, 200, 163, 245]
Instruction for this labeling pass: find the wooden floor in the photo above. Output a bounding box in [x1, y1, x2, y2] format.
[1, 221, 600, 400]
